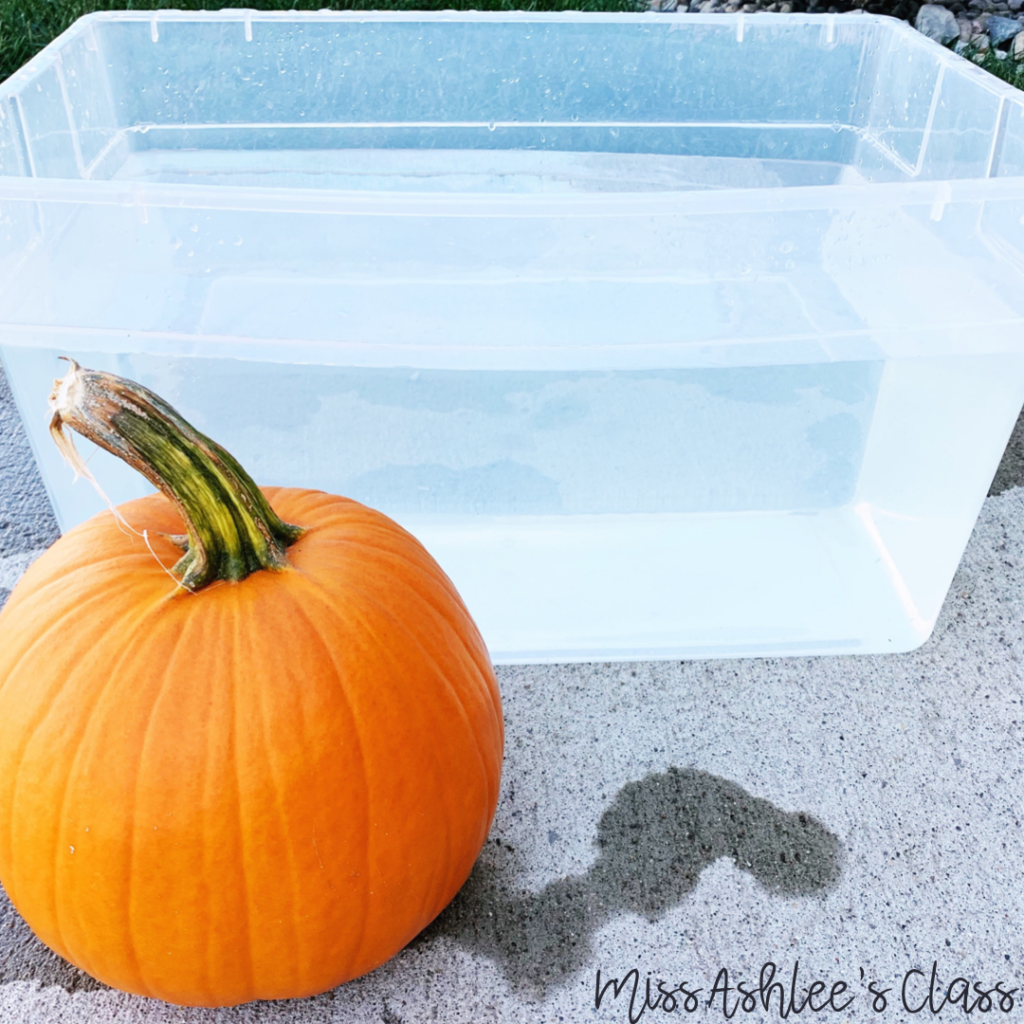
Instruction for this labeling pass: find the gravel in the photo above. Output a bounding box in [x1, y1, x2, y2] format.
[646, 0, 1024, 57]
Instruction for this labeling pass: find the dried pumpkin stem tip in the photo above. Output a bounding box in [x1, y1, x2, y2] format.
[48, 359, 304, 592]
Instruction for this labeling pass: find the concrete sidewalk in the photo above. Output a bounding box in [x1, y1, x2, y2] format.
[2, 364, 1024, 1023]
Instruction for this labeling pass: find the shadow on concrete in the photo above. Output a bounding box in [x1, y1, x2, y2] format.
[0, 769, 840, 1001]
[417, 766, 842, 997]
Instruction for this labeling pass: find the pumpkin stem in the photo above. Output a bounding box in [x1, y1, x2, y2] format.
[48, 360, 304, 591]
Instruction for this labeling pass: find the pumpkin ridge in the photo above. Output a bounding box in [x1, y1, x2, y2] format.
[0, 579, 138, 706]
[302, 531, 463, 595]
[301, 565, 491, 759]
[271, 499, 424, 547]
[290, 525, 484, 661]
[247, 591, 307, 998]
[61, 610, 202, 995]
[38, 598, 164, 991]
[271, 583, 374, 986]
[184, 590, 255, 1006]
[0, 541, 185, 651]
[287, 578, 465, 976]
[265, 497, 474, 631]
[1, 559, 176, 630]
[298, 532, 471, 630]
[322, 557, 498, 761]
[301, 540, 500, 740]
[124, 602, 213, 1003]
[226, 590, 259, 1005]
[267, 488, 355, 523]
[0, 580, 159, 862]
[295, 570, 497, 923]
[22, 549, 176, 590]
[345, 589, 495, 933]
[0, 535, 187, 632]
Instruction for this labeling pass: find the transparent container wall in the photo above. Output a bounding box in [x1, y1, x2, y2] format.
[2, 13, 1024, 661]
[4, 182, 1024, 661]
[6, 338, 1024, 662]
[2, 179, 1023, 366]
[0, 15, 1018, 188]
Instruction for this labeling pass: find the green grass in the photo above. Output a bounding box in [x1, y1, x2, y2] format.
[942, 40, 1024, 93]
[970, 50, 1024, 92]
[0, 0, 642, 83]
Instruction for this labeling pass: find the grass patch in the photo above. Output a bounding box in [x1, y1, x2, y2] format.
[945, 40, 1024, 93]
[0, 0, 642, 83]
[972, 50, 1024, 92]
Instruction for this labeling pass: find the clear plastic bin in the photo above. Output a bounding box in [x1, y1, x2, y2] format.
[2, 11, 1024, 662]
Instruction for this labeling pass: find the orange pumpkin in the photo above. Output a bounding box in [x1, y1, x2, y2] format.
[0, 362, 503, 1007]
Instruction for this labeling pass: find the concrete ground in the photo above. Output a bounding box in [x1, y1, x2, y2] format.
[2, 364, 1024, 1023]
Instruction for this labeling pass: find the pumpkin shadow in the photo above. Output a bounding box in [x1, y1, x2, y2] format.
[417, 766, 842, 997]
[0, 767, 842, 1003]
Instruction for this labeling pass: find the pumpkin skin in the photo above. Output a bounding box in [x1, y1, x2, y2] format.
[0, 485, 503, 1007]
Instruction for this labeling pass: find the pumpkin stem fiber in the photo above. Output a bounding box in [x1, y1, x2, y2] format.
[48, 360, 304, 592]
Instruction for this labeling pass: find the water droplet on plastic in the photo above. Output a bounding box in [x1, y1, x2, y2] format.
[780, 241, 793, 253]
[487, 121, 496, 132]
